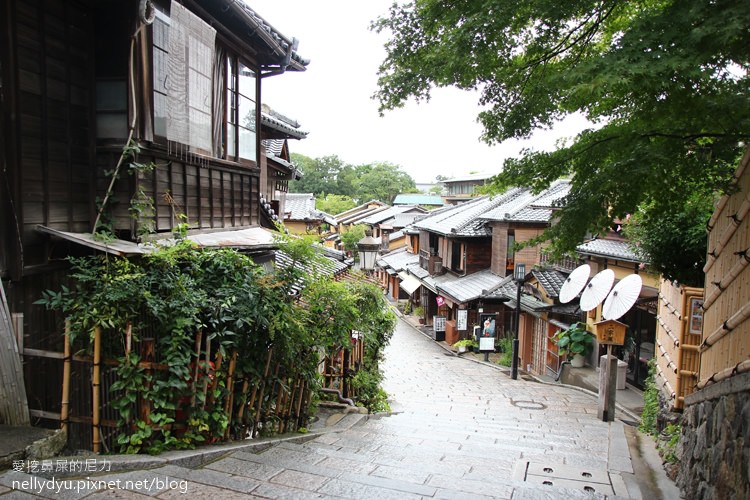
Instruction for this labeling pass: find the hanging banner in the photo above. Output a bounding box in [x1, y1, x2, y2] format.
[436, 296, 445, 307]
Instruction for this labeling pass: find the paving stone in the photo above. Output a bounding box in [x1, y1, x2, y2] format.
[85, 489, 153, 499]
[316, 478, 423, 500]
[427, 472, 516, 498]
[269, 469, 329, 490]
[203, 457, 282, 481]
[154, 464, 259, 493]
[250, 481, 329, 499]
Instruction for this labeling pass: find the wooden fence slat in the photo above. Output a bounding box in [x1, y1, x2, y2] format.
[0, 281, 30, 425]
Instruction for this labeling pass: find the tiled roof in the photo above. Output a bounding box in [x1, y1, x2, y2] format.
[261, 112, 308, 139]
[436, 269, 506, 303]
[392, 194, 444, 206]
[376, 248, 419, 272]
[531, 268, 568, 299]
[412, 182, 569, 236]
[481, 180, 570, 223]
[284, 193, 336, 225]
[483, 277, 550, 313]
[576, 238, 646, 263]
[284, 193, 316, 220]
[263, 138, 285, 157]
[391, 213, 424, 228]
[442, 173, 495, 183]
[388, 230, 405, 241]
[227, 2, 309, 70]
[337, 205, 389, 225]
[406, 263, 429, 279]
[360, 205, 416, 225]
[413, 189, 524, 236]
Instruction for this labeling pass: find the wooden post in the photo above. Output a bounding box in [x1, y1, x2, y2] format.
[92, 327, 102, 453]
[598, 345, 618, 422]
[61, 321, 72, 435]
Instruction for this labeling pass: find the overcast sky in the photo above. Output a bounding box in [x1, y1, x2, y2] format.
[252, 0, 586, 183]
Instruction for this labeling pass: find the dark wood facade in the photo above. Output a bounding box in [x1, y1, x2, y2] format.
[1, 0, 305, 424]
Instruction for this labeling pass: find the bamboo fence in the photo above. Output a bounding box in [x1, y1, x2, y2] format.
[700, 148, 750, 388]
[47, 323, 369, 452]
[655, 279, 703, 410]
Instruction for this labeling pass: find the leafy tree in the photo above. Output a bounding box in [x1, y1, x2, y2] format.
[623, 188, 715, 287]
[373, 0, 750, 262]
[340, 224, 367, 255]
[289, 154, 350, 196]
[316, 194, 357, 216]
[353, 161, 416, 203]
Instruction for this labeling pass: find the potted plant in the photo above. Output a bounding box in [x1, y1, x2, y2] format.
[554, 322, 594, 368]
[413, 306, 425, 324]
[452, 339, 478, 353]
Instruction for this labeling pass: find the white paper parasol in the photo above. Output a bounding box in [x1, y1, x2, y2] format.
[559, 264, 591, 304]
[579, 269, 615, 312]
[602, 273, 643, 320]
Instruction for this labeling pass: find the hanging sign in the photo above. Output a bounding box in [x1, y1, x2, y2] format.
[436, 296, 445, 307]
[456, 310, 468, 330]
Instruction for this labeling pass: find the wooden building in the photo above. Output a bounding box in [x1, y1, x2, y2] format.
[0, 0, 306, 427]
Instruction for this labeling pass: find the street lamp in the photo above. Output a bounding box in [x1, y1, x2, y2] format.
[511, 262, 525, 380]
[357, 229, 380, 273]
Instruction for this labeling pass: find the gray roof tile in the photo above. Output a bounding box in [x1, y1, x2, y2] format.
[576, 238, 646, 263]
[531, 269, 567, 299]
[436, 269, 506, 303]
[377, 248, 419, 272]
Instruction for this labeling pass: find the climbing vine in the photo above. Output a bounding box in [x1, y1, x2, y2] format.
[37, 239, 395, 453]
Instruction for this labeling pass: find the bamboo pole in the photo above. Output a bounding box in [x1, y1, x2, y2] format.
[190, 330, 202, 408]
[61, 321, 72, 435]
[124, 321, 132, 359]
[251, 348, 274, 438]
[223, 351, 238, 439]
[139, 338, 155, 425]
[92, 327, 102, 453]
[200, 337, 212, 410]
[207, 350, 223, 408]
[294, 378, 305, 429]
[235, 379, 250, 438]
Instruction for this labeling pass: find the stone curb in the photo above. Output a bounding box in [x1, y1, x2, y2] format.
[27, 406, 370, 479]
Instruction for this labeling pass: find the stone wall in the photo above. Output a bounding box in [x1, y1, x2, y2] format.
[677, 370, 750, 499]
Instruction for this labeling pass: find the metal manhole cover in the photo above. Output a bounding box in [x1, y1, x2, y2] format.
[511, 400, 546, 410]
[513, 460, 628, 497]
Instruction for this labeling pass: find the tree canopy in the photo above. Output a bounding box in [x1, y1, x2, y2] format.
[373, 0, 750, 261]
[290, 154, 417, 204]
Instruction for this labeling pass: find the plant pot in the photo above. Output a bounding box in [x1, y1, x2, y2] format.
[570, 353, 585, 368]
[457, 345, 467, 353]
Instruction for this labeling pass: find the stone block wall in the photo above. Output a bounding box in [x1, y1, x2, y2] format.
[677, 370, 750, 499]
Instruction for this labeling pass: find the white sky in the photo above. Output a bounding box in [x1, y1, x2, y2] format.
[252, 0, 587, 183]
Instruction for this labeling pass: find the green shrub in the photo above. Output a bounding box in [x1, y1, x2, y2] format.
[496, 337, 513, 367]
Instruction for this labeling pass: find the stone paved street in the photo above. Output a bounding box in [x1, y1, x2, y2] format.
[0, 317, 677, 499]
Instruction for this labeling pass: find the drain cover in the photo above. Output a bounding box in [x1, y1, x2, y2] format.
[513, 461, 627, 496]
[511, 400, 547, 410]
